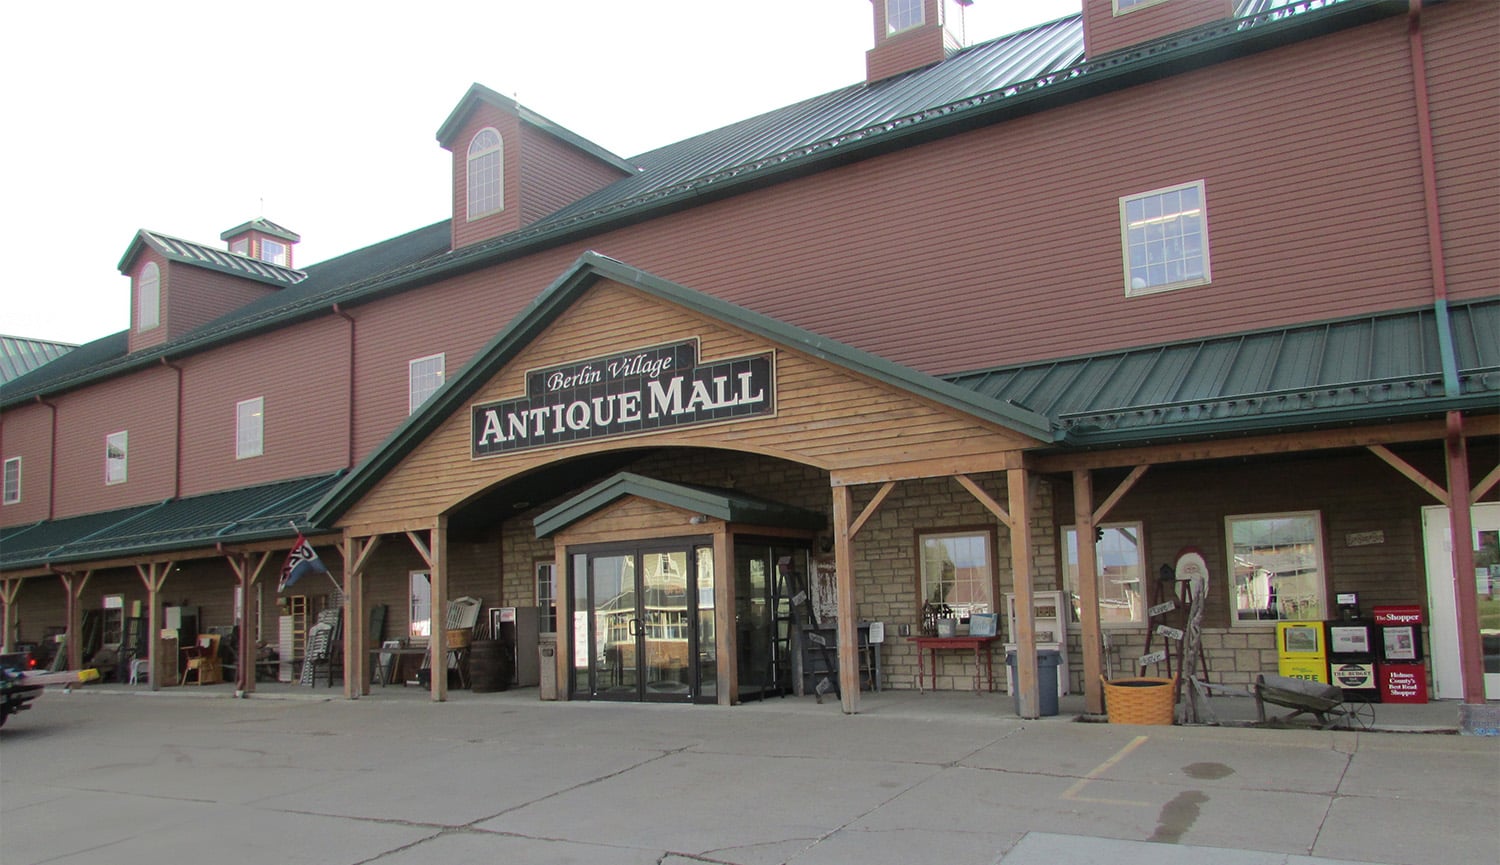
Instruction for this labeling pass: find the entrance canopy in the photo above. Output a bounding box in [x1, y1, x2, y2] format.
[534, 471, 826, 538]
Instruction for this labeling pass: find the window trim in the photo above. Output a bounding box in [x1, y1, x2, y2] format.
[1062, 521, 1147, 628]
[2, 456, 20, 505]
[885, 0, 925, 34]
[1113, 0, 1168, 15]
[408, 353, 447, 415]
[260, 238, 287, 266]
[1120, 180, 1212, 297]
[466, 127, 504, 221]
[1225, 510, 1328, 628]
[105, 430, 128, 485]
[409, 570, 432, 640]
[236, 396, 264, 459]
[136, 262, 161, 332]
[536, 560, 557, 634]
[915, 526, 998, 624]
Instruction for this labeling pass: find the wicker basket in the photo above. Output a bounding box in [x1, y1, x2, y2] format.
[445, 628, 472, 649]
[1101, 676, 1177, 725]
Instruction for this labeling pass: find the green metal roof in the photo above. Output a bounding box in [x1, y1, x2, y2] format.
[435, 83, 637, 174]
[0, 472, 343, 572]
[310, 252, 1055, 526]
[534, 472, 826, 538]
[116, 229, 306, 287]
[946, 299, 1499, 448]
[220, 218, 301, 243]
[0, 335, 76, 383]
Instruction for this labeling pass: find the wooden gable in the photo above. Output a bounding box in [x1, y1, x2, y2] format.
[337, 277, 1044, 534]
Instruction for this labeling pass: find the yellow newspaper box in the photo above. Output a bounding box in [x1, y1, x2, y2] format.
[1276, 621, 1330, 684]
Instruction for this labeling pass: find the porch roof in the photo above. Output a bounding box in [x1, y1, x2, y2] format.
[0, 472, 343, 572]
[945, 298, 1500, 448]
[533, 472, 826, 538]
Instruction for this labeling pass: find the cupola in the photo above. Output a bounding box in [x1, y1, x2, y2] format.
[221, 218, 301, 268]
[866, 0, 962, 84]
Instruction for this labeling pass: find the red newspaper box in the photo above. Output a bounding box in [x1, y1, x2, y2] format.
[1373, 605, 1427, 704]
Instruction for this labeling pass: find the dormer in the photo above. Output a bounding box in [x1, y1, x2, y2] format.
[221, 218, 301, 268]
[119, 226, 305, 353]
[866, 0, 962, 84]
[1081, 0, 1235, 58]
[436, 84, 635, 252]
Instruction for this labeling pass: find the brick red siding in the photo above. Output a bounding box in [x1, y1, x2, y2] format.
[0, 402, 54, 524]
[165, 264, 280, 341]
[1081, 0, 1234, 59]
[48, 364, 178, 518]
[519, 128, 630, 226]
[176, 315, 351, 496]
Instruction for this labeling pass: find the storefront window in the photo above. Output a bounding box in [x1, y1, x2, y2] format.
[1063, 522, 1145, 626]
[1226, 512, 1325, 625]
[919, 530, 993, 621]
[409, 570, 431, 638]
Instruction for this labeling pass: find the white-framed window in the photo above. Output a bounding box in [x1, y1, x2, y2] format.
[536, 561, 557, 634]
[3, 457, 20, 505]
[105, 430, 128, 485]
[1226, 511, 1327, 626]
[229, 238, 250, 256]
[1114, 0, 1166, 14]
[1120, 180, 1211, 296]
[136, 262, 161, 332]
[410, 570, 432, 639]
[886, 0, 924, 34]
[260, 239, 288, 266]
[236, 396, 264, 459]
[466, 127, 504, 220]
[408, 353, 446, 414]
[1063, 522, 1146, 627]
[918, 529, 994, 622]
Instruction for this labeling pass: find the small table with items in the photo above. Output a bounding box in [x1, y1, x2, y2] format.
[911, 635, 1001, 694]
[370, 646, 432, 686]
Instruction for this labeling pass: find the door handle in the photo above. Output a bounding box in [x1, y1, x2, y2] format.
[629, 618, 642, 636]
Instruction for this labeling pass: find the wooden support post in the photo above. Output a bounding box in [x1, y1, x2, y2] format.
[136, 562, 173, 692]
[714, 528, 736, 706]
[1, 578, 22, 652]
[833, 484, 859, 714]
[1007, 468, 1038, 718]
[1073, 470, 1104, 715]
[1444, 412, 1485, 703]
[59, 570, 91, 671]
[226, 552, 270, 694]
[431, 518, 449, 702]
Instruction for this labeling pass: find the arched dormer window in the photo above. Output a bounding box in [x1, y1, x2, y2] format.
[137, 262, 160, 332]
[466, 127, 504, 220]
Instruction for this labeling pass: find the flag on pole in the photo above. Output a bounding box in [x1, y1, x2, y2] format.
[278, 535, 328, 593]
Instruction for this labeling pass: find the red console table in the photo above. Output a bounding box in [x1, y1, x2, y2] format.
[911, 635, 1001, 694]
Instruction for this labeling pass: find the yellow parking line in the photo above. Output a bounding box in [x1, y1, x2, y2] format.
[1060, 734, 1152, 806]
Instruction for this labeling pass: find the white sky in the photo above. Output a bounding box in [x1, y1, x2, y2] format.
[1, 0, 1079, 346]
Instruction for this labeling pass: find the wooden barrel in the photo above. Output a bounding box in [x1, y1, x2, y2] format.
[468, 640, 513, 692]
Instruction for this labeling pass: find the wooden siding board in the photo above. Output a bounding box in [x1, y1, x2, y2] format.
[338, 282, 1033, 529]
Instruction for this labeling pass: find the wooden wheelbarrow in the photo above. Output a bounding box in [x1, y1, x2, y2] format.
[1254, 673, 1374, 730]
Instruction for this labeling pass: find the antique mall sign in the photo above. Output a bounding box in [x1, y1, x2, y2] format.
[472, 339, 774, 457]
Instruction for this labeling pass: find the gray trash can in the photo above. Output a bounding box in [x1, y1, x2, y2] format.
[1006, 650, 1061, 717]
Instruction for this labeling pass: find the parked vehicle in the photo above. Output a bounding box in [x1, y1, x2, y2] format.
[1, 652, 44, 727]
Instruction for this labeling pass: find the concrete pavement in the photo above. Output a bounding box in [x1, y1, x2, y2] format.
[1, 687, 1495, 865]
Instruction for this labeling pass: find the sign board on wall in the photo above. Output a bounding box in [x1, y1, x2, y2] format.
[472, 339, 775, 458]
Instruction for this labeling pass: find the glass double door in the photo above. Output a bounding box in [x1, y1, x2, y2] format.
[570, 540, 715, 703]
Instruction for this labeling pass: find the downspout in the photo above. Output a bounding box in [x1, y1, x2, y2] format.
[333, 304, 356, 470]
[1407, 0, 1460, 398]
[33, 396, 58, 520]
[160, 357, 185, 499]
[1411, 0, 1482, 707]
